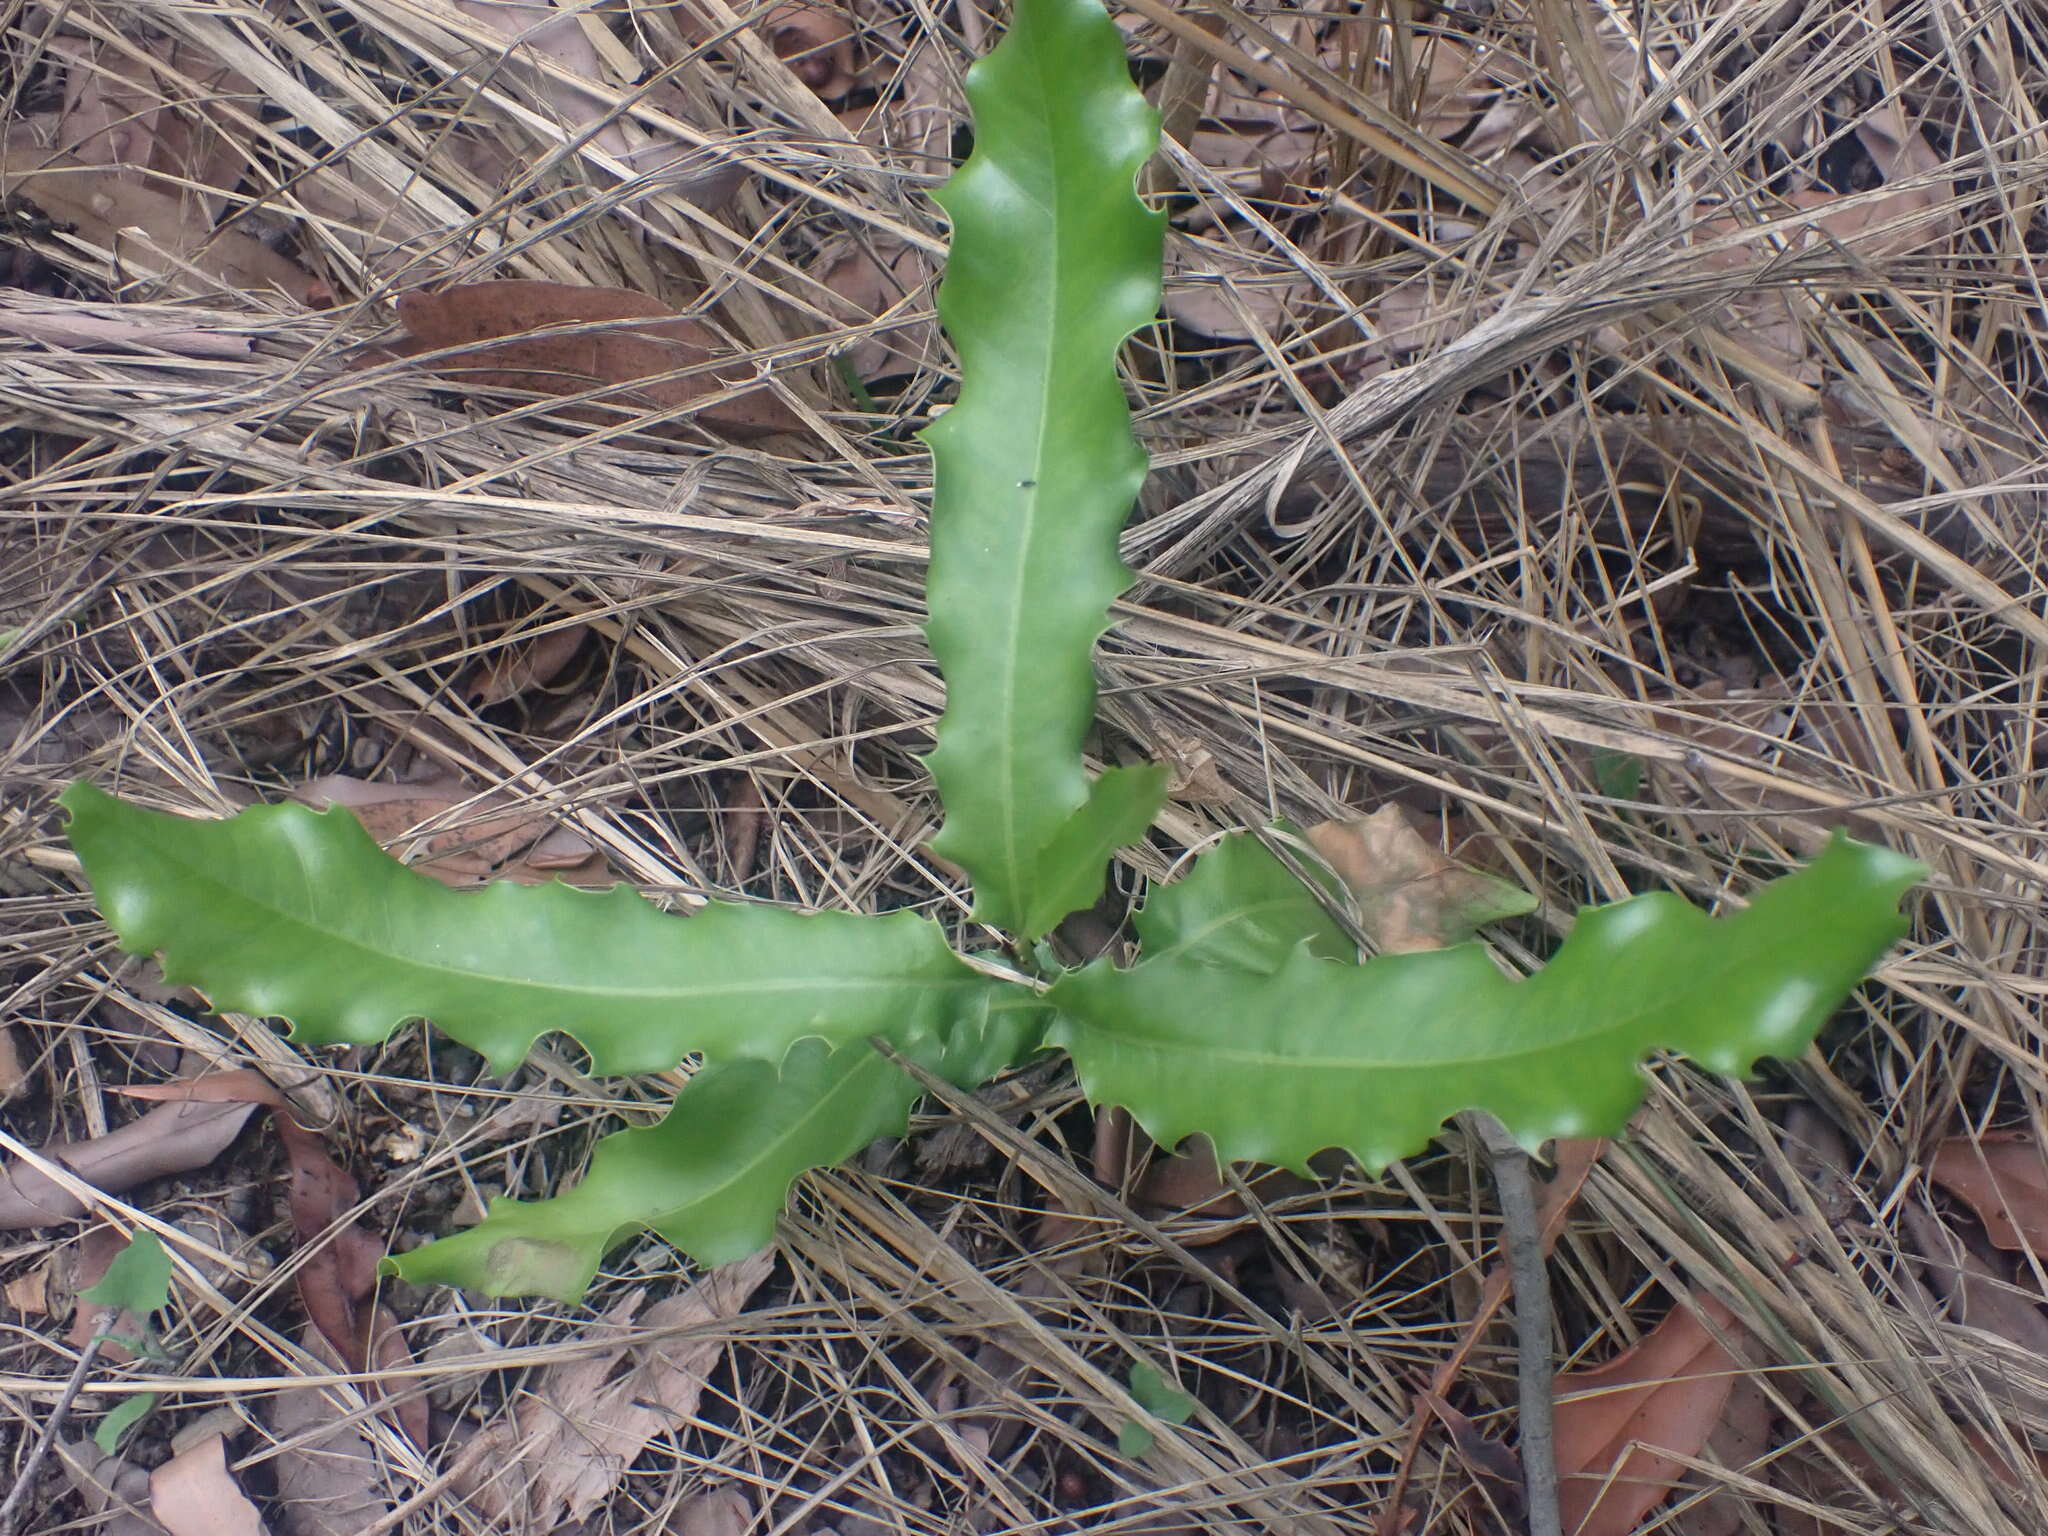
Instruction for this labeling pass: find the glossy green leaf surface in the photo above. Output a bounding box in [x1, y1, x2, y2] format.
[394, 997, 1047, 1301]
[1050, 836, 1922, 1173]
[921, 0, 1167, 940]
[1136, 831, 1352, 972]
[62, 781, 990, 1075]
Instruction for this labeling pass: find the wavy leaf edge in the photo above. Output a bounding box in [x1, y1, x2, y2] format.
[59, 780, 998, 1078]
[1049, 832, 1924, 1174]
[919, 0, 1167, 939]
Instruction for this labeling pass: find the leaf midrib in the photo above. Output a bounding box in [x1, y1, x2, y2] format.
[139, 827, 970, 1009]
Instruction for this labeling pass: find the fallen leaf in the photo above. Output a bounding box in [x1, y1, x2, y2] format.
[266, 1323, 392, 1536]
[0, 1094, 260, 1228]
[124, 1073, 429, 1447]
[149, 1434, 268, 1536]
[1306, 805, 1536, 954]
[0, 1023, 24, 1097]
[1928, 1132, 2048, 1256]
[1899, 1200, 2048, 1359]
[67, 1224, 147, 1363]
[760, 0, 858, 97]
[814, 236, 938, 381]
[292, 776, 608, 887]
[376, 280, 803, 438]
[0, 137, 313, 302]
[56, 1438, 166, 1536]
[460, 621, 591, 708]
[662, 1484, 754, 1535]
[3, 1264, 49, 1315]
[454, 1252, 773, 1526]
[454, 0, 634, 159]
[1416, 1389, 1525, 1529]
[1553, 1294, 1751, 1536]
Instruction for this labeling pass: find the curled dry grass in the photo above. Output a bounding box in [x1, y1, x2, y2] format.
[1, 0, 2046, 1531]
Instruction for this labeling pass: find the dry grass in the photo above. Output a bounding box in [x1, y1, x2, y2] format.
[2, 0, 2046, 1531]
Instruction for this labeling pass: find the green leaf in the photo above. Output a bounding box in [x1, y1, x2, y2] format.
[80, 1230, 171, 1318]
[94, 1392, 156, 1454]
[921, 0, 1167, 940]
[1592, 749, 1644, 803]
[1128, 1360, 1195, 1424]
[61, 781, 995, 1076]
[392, 995, 1048, 1301]
[1117, 1419, 1155, 1458]
[1051, 836, 1922, 1172]
[1136, 831, 1352, 973]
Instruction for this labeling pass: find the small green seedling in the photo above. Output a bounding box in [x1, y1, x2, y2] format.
[59, 0, 1923, 1307]
[80, 1229, 171, 1452]
[1118, 1360, 1197, 1458]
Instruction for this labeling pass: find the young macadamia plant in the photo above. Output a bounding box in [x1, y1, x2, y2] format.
[62, 0, 1922, 1307]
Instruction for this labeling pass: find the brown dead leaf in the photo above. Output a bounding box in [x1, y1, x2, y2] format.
[1306, 805, 1535, 954]
[460, 622, 591, 708]
[1928, 1132, 2048, 1256]
[49, 33, 253, 225]
[0, 1025, 23, 1098]
[761, 1, 859, 97]
[1554, 1294, 1751, 1536]
[454, 0, 633, 159]
[3, 1264, 49, 1315]
[1899, 1199, 2048, 1359]
[815, 236, 938, 381]
[662, 1484, 754, 1535]
[266, 1322, 392, 1536]
[292, 775, 605, 888]
[1416, 1389, 1525, 1528]
[124, 1073, 429, 1447]
[0, 1093, 260, 1229]
[149, 1434, 268, 1536]
[0, 140, 315, 302]
[57, 1439, 167, 1536]
[67, 1223, 146, 1364]
[454, 1252, 773, 1526]
[375, 280, 803, 438]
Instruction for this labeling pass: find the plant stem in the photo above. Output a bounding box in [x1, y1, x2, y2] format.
[1469, 1115, 1562, 1536]
[0, 1311, 113, 1536]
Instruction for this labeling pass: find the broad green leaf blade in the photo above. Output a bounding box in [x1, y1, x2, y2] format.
[1051, 836, 1922, 1172]
[921, 0, 1166, 940]
[63, 781, 989, 1075]
[80, 1229, 171, 1316]
[392, 996, 1048, 1301]
[1136, 831, 1352, 973]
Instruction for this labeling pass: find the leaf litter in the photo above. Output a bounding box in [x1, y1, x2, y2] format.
[2, 0, 2044, 1528]
[449, 1251, 773, 1527]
